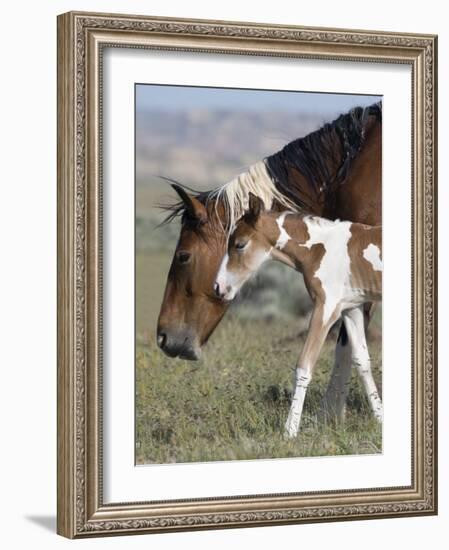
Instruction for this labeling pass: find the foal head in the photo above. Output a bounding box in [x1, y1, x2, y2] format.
[215, 195, 271, 302]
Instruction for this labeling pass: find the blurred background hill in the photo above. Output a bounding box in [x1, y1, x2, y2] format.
[136, 108, 324, 331]
[136, 96, 381, 332]
[135, 86, 382, 464]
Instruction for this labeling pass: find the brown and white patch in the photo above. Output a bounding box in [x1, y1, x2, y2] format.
[363, 243, 383, 271]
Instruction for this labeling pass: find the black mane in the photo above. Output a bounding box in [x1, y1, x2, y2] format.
[265, 102, 381, 209]
[161, 102, 382, 224]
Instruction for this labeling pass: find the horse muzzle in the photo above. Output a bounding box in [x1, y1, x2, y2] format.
[156, 327, 201, 361]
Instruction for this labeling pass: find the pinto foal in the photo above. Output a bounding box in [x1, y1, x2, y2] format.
[215, 195, 383, 438]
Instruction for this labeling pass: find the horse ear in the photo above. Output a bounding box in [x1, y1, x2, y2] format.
[244, 193, 264, 226]
[171, 184, 208, 224]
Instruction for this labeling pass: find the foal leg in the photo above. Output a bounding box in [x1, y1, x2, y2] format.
[321, 324, 352, 422]
[322, 302, 376, 421]
[342, 306, 383, 422]
[285, 305, 339, 438]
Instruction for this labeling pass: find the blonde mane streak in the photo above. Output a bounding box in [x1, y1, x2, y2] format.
[209, 160, 296, 235]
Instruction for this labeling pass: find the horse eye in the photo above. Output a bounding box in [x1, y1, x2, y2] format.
[177, 251, 191, 264]
[235, 240, 248, 251]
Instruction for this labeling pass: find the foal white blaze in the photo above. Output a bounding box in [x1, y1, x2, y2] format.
[215, 247, 272, 302]
[216, 198, 382, 438]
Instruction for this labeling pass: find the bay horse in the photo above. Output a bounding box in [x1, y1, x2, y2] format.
[157, 102, 381, 418]
[214, 194, 382, 437]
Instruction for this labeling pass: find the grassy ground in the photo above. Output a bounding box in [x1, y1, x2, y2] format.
[136, 315, 382, 464]
[135, 107, 383, 465]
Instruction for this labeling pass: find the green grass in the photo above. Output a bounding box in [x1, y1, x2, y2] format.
[135, 111, 383, 465]
[136, 316, 382, 464]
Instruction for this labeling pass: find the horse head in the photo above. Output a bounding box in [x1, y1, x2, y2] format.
[155, 103, 382, 361]
[156, 184, 228, 360]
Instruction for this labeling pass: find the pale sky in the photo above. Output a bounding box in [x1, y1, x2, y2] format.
[136, 83, 381, 116]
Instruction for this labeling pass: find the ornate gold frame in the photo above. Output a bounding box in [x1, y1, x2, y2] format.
[57, 11, 438, 538]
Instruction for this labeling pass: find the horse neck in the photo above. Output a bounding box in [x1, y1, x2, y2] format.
[265, 213, 347, 273]
[266, 106, 381, 218]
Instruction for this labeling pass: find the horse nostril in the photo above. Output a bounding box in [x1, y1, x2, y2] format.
[214, 282, 221, 298]
[157, 332, 167, 349]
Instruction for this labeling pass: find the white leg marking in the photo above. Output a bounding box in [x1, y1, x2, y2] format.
[285, 367, 311, 438]
[284, 305, 339, 438]
[275, 212, 292, 250]
[343, 307, 383, 422]
[363, 243, 383, 271]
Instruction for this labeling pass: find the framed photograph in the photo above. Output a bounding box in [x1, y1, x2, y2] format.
[57, 11, 437, 538]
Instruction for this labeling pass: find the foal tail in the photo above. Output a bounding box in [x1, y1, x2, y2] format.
[337, 302, 376, 346]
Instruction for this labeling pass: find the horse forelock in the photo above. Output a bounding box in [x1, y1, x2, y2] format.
[207, 160, 297, 237]
[159, 161, 296, 238]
